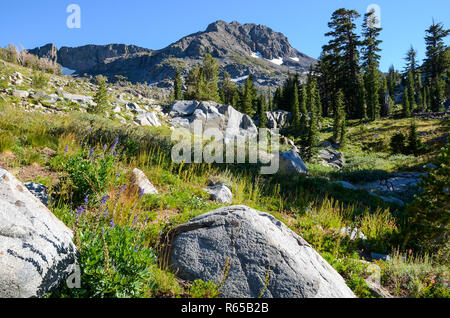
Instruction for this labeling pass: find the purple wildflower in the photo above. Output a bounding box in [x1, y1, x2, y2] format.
[100, 195, 109, 205]
[89, 147, 95, 157]
[134, 245, 139, 253]
[115, 171, 120, 177]
[75, 206, 85, 219]
[103, 144, 107, 151]
[119, 184, 127, 193]
[132, 215, 139, 224]
[138, 188, 144, 198]
[110, 220, 115, 228]
[89, 127, 93, 131]
[103, 207, 109, 219]
[64, 145, 68, 154]
[111, 137, 119, 151]
[84, 194, 89, 204]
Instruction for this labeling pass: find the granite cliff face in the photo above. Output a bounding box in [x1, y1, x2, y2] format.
[29, 21, 316, 88]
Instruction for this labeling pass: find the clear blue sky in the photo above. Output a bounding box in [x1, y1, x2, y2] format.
[1, 0, 449, 72]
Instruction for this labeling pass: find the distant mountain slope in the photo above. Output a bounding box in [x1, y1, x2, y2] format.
[29, 20, 316, 88]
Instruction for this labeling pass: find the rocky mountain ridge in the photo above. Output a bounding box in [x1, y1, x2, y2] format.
[28, 20, 316, 88]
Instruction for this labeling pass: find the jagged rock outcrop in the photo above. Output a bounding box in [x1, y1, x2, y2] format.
[266, 110, 291, 129]
[169, 205, 356, 298]
[0, 168, 77, 298]
[168, 100, 258, 142]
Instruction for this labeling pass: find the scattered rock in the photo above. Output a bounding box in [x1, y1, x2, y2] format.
[24, 182, 49, 207]
[12, 90, 30, 99]
[134, 112, 161, 127]
[339, 227, 367, 240]
[204, 182, 232, 204]
[131, 168, 158, 195]
[0, 168, 77, 298]
[169, 205, 356, 298]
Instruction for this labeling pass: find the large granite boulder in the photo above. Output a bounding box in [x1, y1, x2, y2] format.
[0, 168, 77, 298]
[24, 182, 49, 207]
[168, 100, 258, 142]
[169, 205, 355, 298]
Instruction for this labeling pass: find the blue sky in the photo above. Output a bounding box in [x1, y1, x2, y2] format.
[1, 0, 449, 72]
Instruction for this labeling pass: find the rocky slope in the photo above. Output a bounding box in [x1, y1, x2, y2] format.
[29, 20, 316, 88]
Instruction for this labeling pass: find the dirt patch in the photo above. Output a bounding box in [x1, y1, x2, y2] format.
[0, 152, 59, 186]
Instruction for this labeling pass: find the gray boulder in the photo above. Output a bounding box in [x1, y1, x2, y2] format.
[24, 182, 49, 207]
[134, 112, 161, 127]
[169, 100, 200, 117]
[204, 183, 233, 204]
[318, 148, 345, 169]
[169, 206, 355, 298]
[0, 168, 77, 298]
[279, 149, 308, 174]
[131, 168, 158, 195]
[12, 90, 30, 99]
[61, 91, 94, 104]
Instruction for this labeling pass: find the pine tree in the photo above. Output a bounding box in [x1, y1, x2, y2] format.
[424, 21, 449, 112]
[387, 65, 398, 99]
[333, 89, 346, 145]
[220, 72, 238, 106]
[406, 120, 422, 156]
[91, 75, 108, 114]
[304, 79, 320, 161]
[356, 74, 366, 119]
[298, 84, 308, 144]
[365, 64, 380, 121]
[322, 8, 361, 119]
[362, 9, 383, 121]
[201, 54, 220, 102]
[173, 69, 183, 100]
[379, 76, 389, 117]
[402, 87, 411, 117]
[291, 81, 300, 127]
[406, 69, 417, 112]
[404, 46, 418, 79]
[258, 94, 268, 128]
[185, 54, 221, 102]
[241, 75, 256, 116]
[185, 66, 205, 100]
